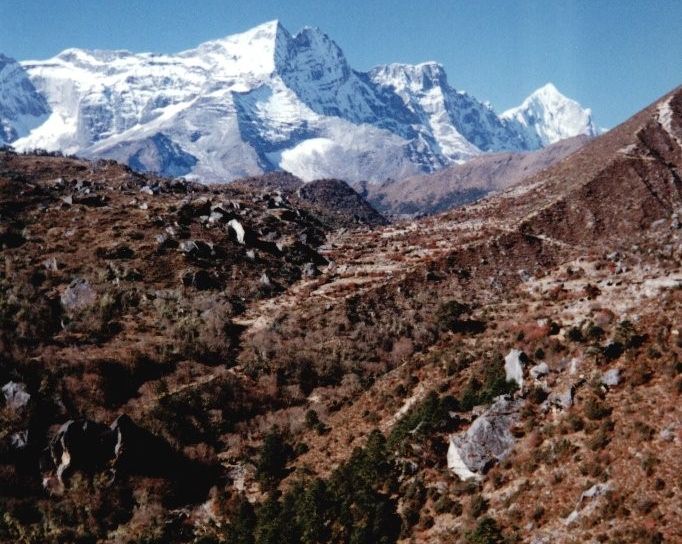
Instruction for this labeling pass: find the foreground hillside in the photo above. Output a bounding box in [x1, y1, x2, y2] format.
[0, 86, 680, 544]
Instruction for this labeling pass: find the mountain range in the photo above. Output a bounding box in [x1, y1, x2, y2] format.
[0, 20, 599, 183]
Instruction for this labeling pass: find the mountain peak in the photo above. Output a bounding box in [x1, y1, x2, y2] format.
[184, 19, 292, 78]
[522, 82, 578, 110]
[502, 83, 598, 146]
[232, 19, 284, 39]
[534, 81, 560, 96]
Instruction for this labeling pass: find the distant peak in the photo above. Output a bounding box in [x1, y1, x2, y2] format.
[291, 24, 337, 47]
[523, 83, 575, 106]
[203, 19, 289, 49]
[535, 82, 560, 95]
[248, 19, 284, 34]
[502, 82, 598, 145]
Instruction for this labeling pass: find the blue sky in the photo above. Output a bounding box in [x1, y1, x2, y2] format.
[1, 0, 680, 128]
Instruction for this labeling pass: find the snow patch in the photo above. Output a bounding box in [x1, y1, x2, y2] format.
[657, 97, 682, 148]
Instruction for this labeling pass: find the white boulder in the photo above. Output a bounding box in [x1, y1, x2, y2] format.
[530, 362, 549, 380]
[60, 279, 96, 311]
[504, 349, 526, 389]
[601, 368, 621, 387]
[2, 381, 31, 411]
[564, 482, 612, 525]
[227, 219, 246, 245]
[547, 386, 573, 410]
[447, 396, 522, 480]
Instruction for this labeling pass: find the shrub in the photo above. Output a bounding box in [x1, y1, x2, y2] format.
[435, 300, 471, 330]
[469, 494, 489, 518]
[586, 324, 605, 340]
[566, 413, 585, 433]
[256, 428, 294, 488]
[434, 496, 462, 516]
[225, 496, 255, 544]
[603, 342, 624, 360]
[305, 409, 320, 429]
[615, 320, 646, 349]
[387, 392, 458, 451]
[459, 355, 518, 411]
[435, 300, 485, 333]
[567, 327, 583, 342]
[584, 397, 611, 420]
[588, 429, 611, 451]
[466, 516, 506, 544]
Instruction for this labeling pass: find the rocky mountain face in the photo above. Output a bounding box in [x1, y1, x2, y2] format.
[0, 54, 49, 144]
[360, 134, 590, 217]
[0, 74, 679, 544]
[1, 21, 598, 183]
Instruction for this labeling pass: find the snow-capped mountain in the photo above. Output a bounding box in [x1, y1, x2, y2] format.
[1, 21, 598, 183]
[501, 83, 599, 148]
[0, 54, 50, 144]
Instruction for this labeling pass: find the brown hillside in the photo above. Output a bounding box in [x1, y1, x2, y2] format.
[0, 86, 680, 543]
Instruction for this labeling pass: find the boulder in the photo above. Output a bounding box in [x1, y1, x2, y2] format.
[42, 415, 216, 498]
[155, 233, 179, 251]
[10, 430, 29, 449]
[601, 368, 621, 387]
[96, 243, 134, 260]
[182, 269, 219, 290]
[260, 272, 272, 287]
[207, 211, 224, 224]
[226, 219, 256, 245]
[546, 386, 573, 410]
[568, 357, 582, 375]
[447, 396, 523, 480]
[43, 419, 112, 488]
[60, 279, 97, 311]
[2, 381, 31, 411]
[504, 349, 526, 389]
[530, 362, 549, 380]
[0, 224, 26, 248]
[564, 482, 612, 525]
[178, 240, 213, 260]
[178, 198, 211, 224]
[302, 262, 320, 278]
[43, 256, 59, 271]
[285, 241, 328, 266]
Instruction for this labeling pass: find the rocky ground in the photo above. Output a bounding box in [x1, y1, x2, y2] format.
[0, 86, 680, 543]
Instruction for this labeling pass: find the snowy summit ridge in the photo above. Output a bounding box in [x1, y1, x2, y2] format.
[0, 22, 599, 183]
[501, 83, 599, 147]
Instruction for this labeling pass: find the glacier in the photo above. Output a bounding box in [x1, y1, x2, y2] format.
[0, 20, 599, 183]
